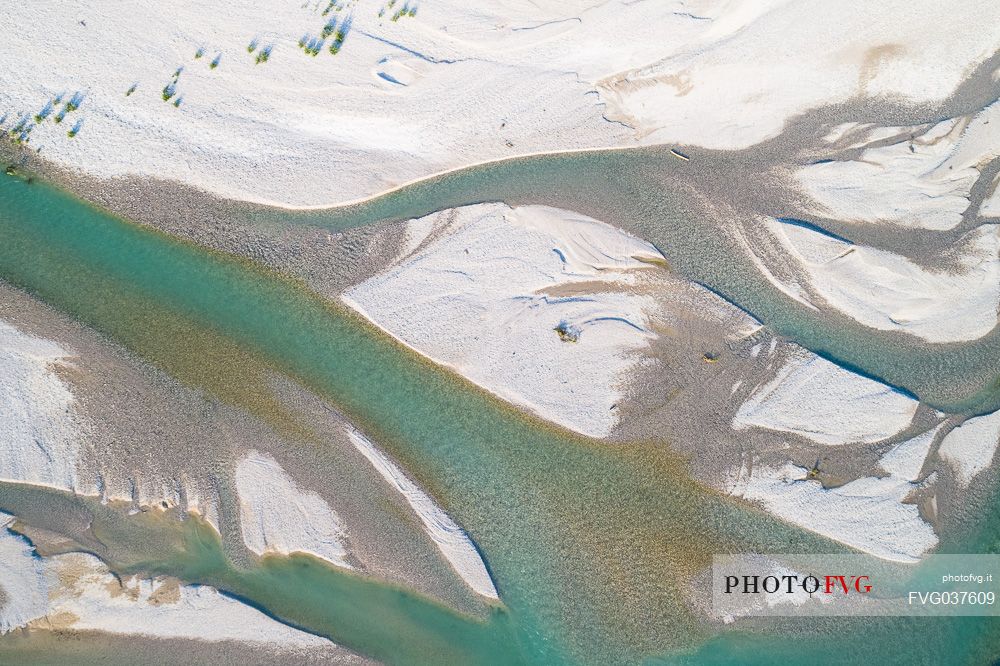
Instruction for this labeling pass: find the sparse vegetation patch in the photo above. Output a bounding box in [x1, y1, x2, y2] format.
[33, 100, 53, 123]
[254, 44, 273, 64]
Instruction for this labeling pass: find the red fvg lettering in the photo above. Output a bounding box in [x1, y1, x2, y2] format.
[823, 575, 872, 594]
[721, 574, 872, 595]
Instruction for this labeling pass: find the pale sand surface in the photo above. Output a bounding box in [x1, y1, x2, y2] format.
[0, 514, 49, 634]
[983, 176, 1000, 216]
[878, 425, 943, 482]
[796, 102, 1000, 230]
[234, 450, 352, 569]
[0, 519, 330, 648]
[732, 344, 918, 446]
[0, 320, 85, 491]
[939, 410, 1000, 488]
[347, 428, 498, 599]
[2, 1, 998, 206]
[758, 218, 1000, 343]
[727, 348, 954, 562]
[729, 462, 938, 563]
[343, 203, 666, 437]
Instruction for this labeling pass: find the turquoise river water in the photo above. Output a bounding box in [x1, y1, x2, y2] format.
[0, 157, 998, 664]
